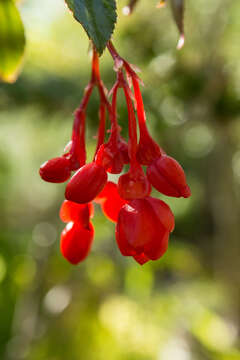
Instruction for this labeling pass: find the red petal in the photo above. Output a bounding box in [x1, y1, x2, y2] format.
[94, 181, 117, 204]
[146, 197, 175, 232]
[59, 200, 94, 226]
[65, 162, 107, 204]
[147, 155, 191, 198]
[39, 157, 71, 183]
[116, 198, 173, 263]
[60, 222, 94, 265]
[101, 196, 126, 223]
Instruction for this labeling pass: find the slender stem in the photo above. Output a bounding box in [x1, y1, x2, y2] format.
[70, 83, 94, 159]
[107, 41, 150, 137]
[120, 72, 138, 165]
[70, 48, 113, 164]
[131, 76, 150, 136]
[94, 104, 106, 157]
[109, 80, 120, 148]
[91, 48, 100, 81]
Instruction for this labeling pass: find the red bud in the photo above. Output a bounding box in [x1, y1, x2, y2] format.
[39, 157, 71, 183]
[60, 222, 94, 265]
[147, 155, 191, 198]
[65, 162, 107, 204]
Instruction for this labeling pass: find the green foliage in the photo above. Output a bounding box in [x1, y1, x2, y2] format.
[65, 0, 117, 54]
[0, 0, 25, 83]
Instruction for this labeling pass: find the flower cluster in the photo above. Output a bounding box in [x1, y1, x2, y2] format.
[39, 43, 191, 265]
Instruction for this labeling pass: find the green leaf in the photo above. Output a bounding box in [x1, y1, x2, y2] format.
[0, 0, 25, 83]
[65, 0, 117, 54]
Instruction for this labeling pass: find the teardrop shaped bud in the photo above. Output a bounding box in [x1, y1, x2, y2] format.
[39, 157, 71, 183]
[60, 222, 94, 265]
[118, 166, 151, 200]
[147, 155, 191, 198]
[65, 162, 107, 204]
[116, 197, 173, 264]
[59, 200, 94, 226]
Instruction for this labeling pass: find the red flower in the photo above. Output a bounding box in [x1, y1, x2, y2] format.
[116, 196, 175, 264]
[39, 157, 71, 183]
[60, 222, 94, 265]
[147, 155, 191, 198]
[65, 162, 107, 204]
[60, 200, 94, 226]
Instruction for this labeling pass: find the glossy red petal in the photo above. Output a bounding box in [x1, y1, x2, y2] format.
[59, 200, 94, 225]
[116, 198, 174, 264]
[116, 201, 157, 255]
[94, 181, 117, 204]
[60, 222, 94, 265]
[146, 197, 175, 232]
[39, 157, 71, 183]
[101, 195, 126, 223]
[65, 162, 107, 204]
[147, 155, 191, 198]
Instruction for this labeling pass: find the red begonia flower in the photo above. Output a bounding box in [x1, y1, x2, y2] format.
[60, 200, 94, 226]
[65, 162, 107, 204]
[39, 157, 71, 183]
[147, 155, 191, 198]
[116, 197, 174, 264]
[60, 222, 94, 265]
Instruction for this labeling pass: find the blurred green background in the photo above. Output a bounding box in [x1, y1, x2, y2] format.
[0, 0, 240, 359]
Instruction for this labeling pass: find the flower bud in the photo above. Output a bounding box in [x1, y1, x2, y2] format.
[147, 155, 191, 198]
[60, 222, 94, 265]
[65, 162, 107, 204]
[39, 157, 71, 183]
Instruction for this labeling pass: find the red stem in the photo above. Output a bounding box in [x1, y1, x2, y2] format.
[120, 72, 138, 167]
[71, 48, 115, 165]
[94, 104, 106, 157]
[107, 41, 150, 138]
